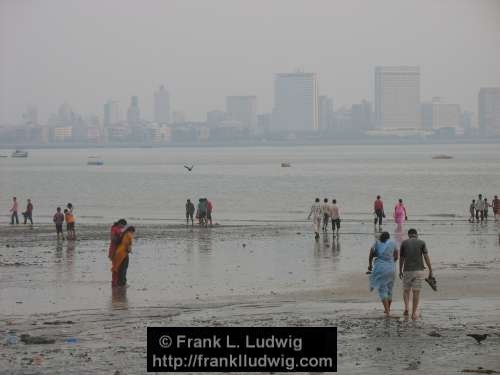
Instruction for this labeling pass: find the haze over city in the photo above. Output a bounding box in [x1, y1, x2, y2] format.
[1, 0, 500, 125]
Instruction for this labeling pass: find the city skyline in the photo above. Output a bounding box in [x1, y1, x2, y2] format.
[1, 0, 500, 125]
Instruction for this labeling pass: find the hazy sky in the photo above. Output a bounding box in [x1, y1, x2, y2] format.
[1, 0, 500, 124]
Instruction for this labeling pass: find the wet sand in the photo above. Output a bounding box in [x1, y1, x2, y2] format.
[1, 221, 500, 374]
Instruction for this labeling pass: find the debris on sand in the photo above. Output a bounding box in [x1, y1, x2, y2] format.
[43, 320, 75, 325]
[428, 331, 442, 337]
[462, 369, 500, 374]
[20, 334, 56, 345]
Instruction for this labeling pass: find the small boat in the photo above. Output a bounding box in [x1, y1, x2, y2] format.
[432, 154, 453, 160]
[281, 162, 291, 167]
[87, 156, 104, 165]
[11, 150, 28, 158]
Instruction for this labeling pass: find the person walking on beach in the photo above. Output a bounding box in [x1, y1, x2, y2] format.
[185, 199, 195, 226]
[475, 194, 485, 222]
[330, 199, 341, 236]
[483, 198, 490, 221]
[111, 226, 135, 287]
[493, 195, 500, 221]
[321, 198, 330, 232]
[399, 228, 433, 321]
[22, 198, 33, 225]
[207, 199, 214, 226]
[469, 199, 476, 223]
[374, 195, 385, 230]
[64, 208, 76, 240]
[368, 231, 398, 317]
[9, 197, 19, 225]
[394, 199, 407, 229]
[53, 207, 65, 239]
[109, 219, 127, 287]
[307, 198, 322, 240]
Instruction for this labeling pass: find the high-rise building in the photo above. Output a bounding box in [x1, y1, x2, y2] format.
[226, 96, 257, 131]
[154, 85, 170, 124]
[22, 106, 38, 125]
[478, 87, 500, 135]
[351, 100, 373, 131]
[430, 97, 460, 130]
[127, 96, 141, 125]
[103, 100, 120, 126]
[375, 66, 420, 129]
[273, 72, 319, 132]
[318, 96, 334, 130]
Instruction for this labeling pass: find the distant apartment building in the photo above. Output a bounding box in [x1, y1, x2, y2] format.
[430, 97, 460, 130]
[206, 110, 226, 127]
[226, 96, 257, 132]
[172, 111, 186, 124]
[53, 126, 73, 142]
[22, 106, 38, 125]
[478, 87, 500, 135]
[127, 96, 141, 125]
[375, 66, 420, 129]
[318, 96, 334, 130]
[103, 100, 120, 126]
[351, 100, 373, 131]
[273, 72, 319, 132]
[154, 85, 170, 124]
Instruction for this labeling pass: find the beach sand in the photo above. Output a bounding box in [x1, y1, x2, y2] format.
[1, 221, 499, 374]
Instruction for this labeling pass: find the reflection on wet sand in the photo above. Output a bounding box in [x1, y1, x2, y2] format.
[197, 228, 213, 254]
[111, 287, 128, 310]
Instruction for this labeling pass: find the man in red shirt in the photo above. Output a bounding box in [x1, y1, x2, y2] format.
[374, 195, 385, 230]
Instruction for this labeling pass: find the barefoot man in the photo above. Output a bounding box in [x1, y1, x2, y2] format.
[399, 228, 433, 320]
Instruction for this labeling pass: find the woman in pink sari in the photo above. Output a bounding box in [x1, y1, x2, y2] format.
[394, 199, 407, 228]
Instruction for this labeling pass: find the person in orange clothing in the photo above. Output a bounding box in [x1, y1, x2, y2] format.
[64, 208, 76, 240]
[111, 226, 136, 287]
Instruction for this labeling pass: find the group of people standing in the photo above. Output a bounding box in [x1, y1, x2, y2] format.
[307, 198, 341, 239]
[185, 198, 214, 227]
[469, 194, 499, 222]
[307, 195, 409, 240]
[52, 203, 76, 239]
[9, 197, 33, 225]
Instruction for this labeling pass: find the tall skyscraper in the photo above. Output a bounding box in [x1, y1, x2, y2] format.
[375, 66, 420, 129]
[127, 96, 141, 125]
[103, 99, 120, 126]
[226, 96, 257, 131]
[154, 85, 170, 124]
[273, 72, 319, 132]
[318, 96, 334, 130]
[478, 87, 500, 135]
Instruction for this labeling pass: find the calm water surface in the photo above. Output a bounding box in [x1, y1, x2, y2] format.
[1, 144, 499, 223]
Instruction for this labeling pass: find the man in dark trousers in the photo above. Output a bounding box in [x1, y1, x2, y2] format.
[399, 228, 433, 321]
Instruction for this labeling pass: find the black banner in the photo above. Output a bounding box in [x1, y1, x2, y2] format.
[147, 326, 337, 372]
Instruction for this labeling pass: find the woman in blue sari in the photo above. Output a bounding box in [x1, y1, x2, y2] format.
[368, 231, 399, 317]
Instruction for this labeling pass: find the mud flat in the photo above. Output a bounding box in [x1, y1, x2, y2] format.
[1, 221, 499, 374]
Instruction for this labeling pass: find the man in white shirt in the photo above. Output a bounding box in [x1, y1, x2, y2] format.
[330, 199, 341, 235]
[475, 194, 485, 222]
[307, 198, 322, 240]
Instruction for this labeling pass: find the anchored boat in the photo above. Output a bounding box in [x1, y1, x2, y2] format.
[11, 150, 28, 158]
[87, 156, 104, 165]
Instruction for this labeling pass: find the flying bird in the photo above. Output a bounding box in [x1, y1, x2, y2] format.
[184, 165, 194, 172]
[467, 334, 488, 344]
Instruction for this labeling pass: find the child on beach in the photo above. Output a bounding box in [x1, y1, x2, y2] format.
[330, 199, 341, 236]
[64, 209, 75, 239]
[53, 207, 65, 239]
[469, 200, 476, 223]
[321, 198, 330, 232]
